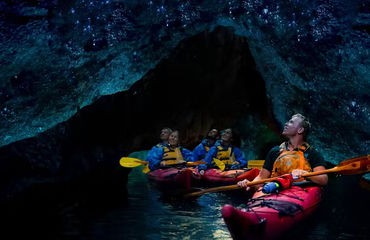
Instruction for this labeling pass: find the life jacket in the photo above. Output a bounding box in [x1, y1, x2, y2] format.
[161, 146, 185, 166]
[271, 142, 312, 178]
[216, 145, 236, 165]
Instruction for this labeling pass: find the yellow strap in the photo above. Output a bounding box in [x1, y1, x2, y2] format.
[175, 147, 184, 161]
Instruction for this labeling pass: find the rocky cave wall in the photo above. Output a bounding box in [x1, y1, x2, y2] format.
[0, 0, 369, 205]
[0, 26, 278, 204]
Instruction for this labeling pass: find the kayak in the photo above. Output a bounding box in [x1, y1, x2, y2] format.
[221, 184, 323, 240]
[147, 167, 201, 190]
[201, 168, 260, 186]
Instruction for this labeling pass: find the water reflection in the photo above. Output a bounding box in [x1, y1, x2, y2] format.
[30, 165, 369, 240]
[79, 166, 235, 240]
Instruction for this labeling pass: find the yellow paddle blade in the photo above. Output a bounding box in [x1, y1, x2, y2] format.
[247, 160, 265, 170]
[142, 165, 151, 173]
[119, 157, 148, 168]
[213, 158, 225, 171]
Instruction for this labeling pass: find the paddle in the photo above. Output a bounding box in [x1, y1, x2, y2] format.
[184, 155, 370, 198]
[119, 157, 207, 168]
[120, 156, 227, 169]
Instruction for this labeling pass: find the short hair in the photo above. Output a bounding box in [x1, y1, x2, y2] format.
[161, 127, 173, 133]
[208, 128, 219, 135]
[220, 128, 233, 136]
[292, 113, 311, 136]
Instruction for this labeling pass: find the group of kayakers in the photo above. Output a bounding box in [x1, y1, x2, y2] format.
[146, 127, 248, 173]
[142, 113, 330, 239]
[146, 113, 328, 192]
[147, 128, 195, 171]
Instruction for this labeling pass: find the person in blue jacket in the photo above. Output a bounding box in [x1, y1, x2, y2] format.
[146, 127, 172, 161]
[155, 127, 173, 147]
[198, 128, 247, 171]
[193, 128, 219, 161]
[147, 130, 195, 171]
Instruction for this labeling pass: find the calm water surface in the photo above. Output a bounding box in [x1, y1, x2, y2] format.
[57, 166, 370, 240]
[9, 164, 367, 240]
[79, 166, 236, 240]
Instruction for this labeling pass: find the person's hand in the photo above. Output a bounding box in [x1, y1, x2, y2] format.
[291, 169, 309, 180]
[237, 179, 251, 191]
[230, 164, 241, 170]
[197, 164, 208, 175]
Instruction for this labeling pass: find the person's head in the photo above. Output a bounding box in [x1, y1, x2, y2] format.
[160, 127, 173, 143]
[168, 130, 179, 146]
[207, 128, 219, 140]
[282, 113, 311, 139]
[220, 128, 233, 143]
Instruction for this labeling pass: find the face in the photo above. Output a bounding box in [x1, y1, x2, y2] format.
[220, 128, 232, 141]
[168, 131, 179, 146]
[160, 128, 171, 141]
[282, 116, 304, 137]
[208, 129, 218, 138]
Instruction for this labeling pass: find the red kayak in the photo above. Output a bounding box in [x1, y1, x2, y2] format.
[201, 168, 260, 186]
[147, 167, 201, 190]
[222, 185, 323, 240]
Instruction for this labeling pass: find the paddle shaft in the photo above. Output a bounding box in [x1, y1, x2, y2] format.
[134, 159, 149, 165]
[184, 176, 285, 197]
[184, 155, 370, 198]
[120, 157, 206, 167]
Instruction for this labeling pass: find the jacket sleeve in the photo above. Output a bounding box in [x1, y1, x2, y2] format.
[192, 144, 206, 161]
[307, 148, 326, 169]
[264, 146, 280, 171]
[204, 146, 217, 166]
[182, 148, 195, 162]
[147, 146, 164, 171]
[233, 147, 247, 167]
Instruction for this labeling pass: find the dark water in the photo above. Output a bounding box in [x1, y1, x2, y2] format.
[4, 167, 370, 240]
[62, 167, 370, 240]
[72, 166, 236, 240]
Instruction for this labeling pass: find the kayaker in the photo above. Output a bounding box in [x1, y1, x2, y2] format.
[192, 128, 219, 161]
[156, 127, 173, 147]
[147, 130, 195, 171]
[198, 128, 247, 172]
[237, 113, 328, 191]
[146, 127, 172, 161]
